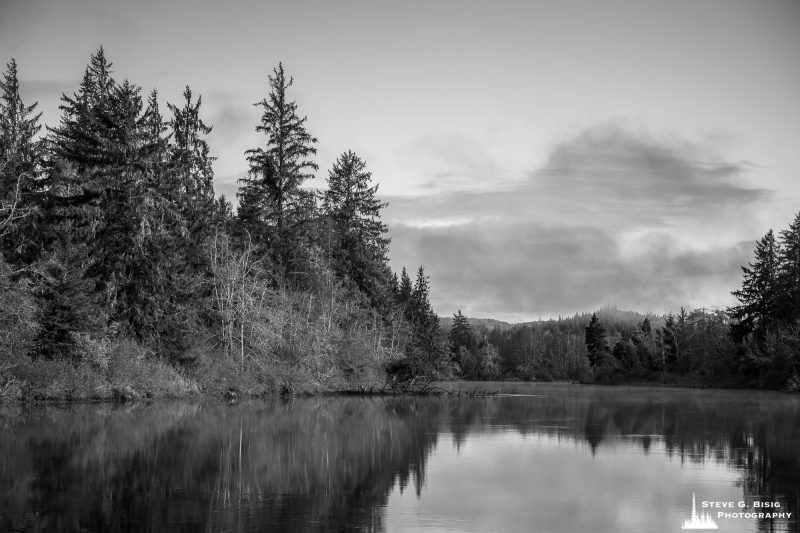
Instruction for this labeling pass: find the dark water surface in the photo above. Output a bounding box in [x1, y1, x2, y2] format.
[1, 383, 798, 532]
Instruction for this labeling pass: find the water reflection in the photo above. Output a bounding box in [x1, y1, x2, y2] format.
[0, 384, 797, 532]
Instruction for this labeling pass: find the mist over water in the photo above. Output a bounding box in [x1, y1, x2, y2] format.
[0, 384, 798, 532]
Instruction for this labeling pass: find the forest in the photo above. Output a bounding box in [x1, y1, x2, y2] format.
[446, 220, 800, 390]
[0, 49, 444, 400]
[0, 48, 798, 400]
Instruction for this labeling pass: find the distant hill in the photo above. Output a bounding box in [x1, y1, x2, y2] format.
[439, 306, 663, 334]
[438, 316, 514, 331]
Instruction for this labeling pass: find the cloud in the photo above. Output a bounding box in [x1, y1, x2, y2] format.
[539, 122, 768, 214]
[385, 122, 769, 319]
[384, 122, 769, 232]
[399, 132, 522, 194]
[390, 221, 750, 320]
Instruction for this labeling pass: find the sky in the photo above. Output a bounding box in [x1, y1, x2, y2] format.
[2, 0, 799, 322]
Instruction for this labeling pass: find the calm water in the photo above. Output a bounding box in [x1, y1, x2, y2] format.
[0, 383, 798, 532]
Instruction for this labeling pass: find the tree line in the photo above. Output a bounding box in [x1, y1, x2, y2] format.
[0, 49, 448, 399]
[446, 214, 800, 390]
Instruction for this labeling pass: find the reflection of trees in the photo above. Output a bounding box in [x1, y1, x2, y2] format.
[0, 389, 797, 532]
[439, 388, 800, 533]
[0, 398, 444, 532]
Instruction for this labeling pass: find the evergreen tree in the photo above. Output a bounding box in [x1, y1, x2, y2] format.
[397, 267, 413, 309]
[46, 49, 184, 349]
[777, 212, 800, 326]
[322, 150, 391, 310]
[0, 58, 43, 264]
[135, 87, 208, 355]
[660, 313, 678, 370]
[449, 309, 475, 374]
[449, 310, 474, 353]
[34, 48, 119, 355]
[167, 85, 215, 233]
[46, 47, 119, 232]
[0, 59, 42, 163]
[82, 78, 157, 336]
[239, 63, 318, 272]
[212, 194, 234, 233]
[162, 86, 218, 352]
[35, 241, 104, 359]
[612, 339, 638, 370]
[730, 229, 780, 342]
[675, 307, 690, 372]
[405, 266, 442, 376]
[640, 317, 652, 337]
[584, 312, 608, 366]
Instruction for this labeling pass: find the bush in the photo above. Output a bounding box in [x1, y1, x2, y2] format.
[4, 339, 198, 401]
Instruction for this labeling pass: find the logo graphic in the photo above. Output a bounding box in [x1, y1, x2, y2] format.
[682, 493, 719, 530]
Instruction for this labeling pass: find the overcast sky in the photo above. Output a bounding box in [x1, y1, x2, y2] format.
[2, 0, 799, 321]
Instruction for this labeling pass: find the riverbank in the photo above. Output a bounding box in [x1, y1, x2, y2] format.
[5, 362, 797, 404]
[0, 340, 380, 402]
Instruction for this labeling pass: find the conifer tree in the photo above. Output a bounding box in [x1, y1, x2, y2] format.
[398, 267, 413, 309]
[0, 58, 42, 263]
[35, 241, 103, 359]
[239, 63, 318, 272]
[406, 266, 442, 375]
[212, 194, 234, 232]
[660, 313, 678, 369]
[167, 85, 215, 232]
[34, 48, 120, 355]
[584, 312, 608, 366]
[136, 87, 203, 355]
[0, 59, 42, 168]
[640, 317, 652, 337]
[777, 212, 800, 326]
[730, 230, 780, 342]
[46, 47, 118, 227]
[322, 150, 391, 309]
[449, 310, 474, 353]
[46, 49, 181, 347]
[163, 86, 217, 350]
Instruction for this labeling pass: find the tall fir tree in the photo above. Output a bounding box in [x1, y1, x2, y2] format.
[36, 48, 120, 356]
[397, 267, 413, 308]
[167, 85, 215, 234]
[659, 313, 678, 370]
[730, 229, 780, 342]
[322, 150, 391, 310]
[138, 87, 202, 356]
[164, 86, 217, 349]
[640, 317, 652, 337]
[584, 312, 608, 366]
[46, 47, 119, 235]
[406, 266, 442, 375]
[777, 212, 800, 327]
[45, 49, 184, 350]
[0, 58, 42, 264]
[449, 310, 474, 354]
[239, 63, 318, 273]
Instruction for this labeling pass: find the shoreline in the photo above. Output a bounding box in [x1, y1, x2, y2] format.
[4, 372, 795, 405]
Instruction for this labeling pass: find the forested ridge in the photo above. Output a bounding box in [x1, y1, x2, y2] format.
[0, 49, 797, 400]
[0, 50, 444, 400]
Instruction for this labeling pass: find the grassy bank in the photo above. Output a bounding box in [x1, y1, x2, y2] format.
[0, 336, 392, 402]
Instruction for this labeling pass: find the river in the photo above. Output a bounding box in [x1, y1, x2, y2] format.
[0, 382, 798, 532]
